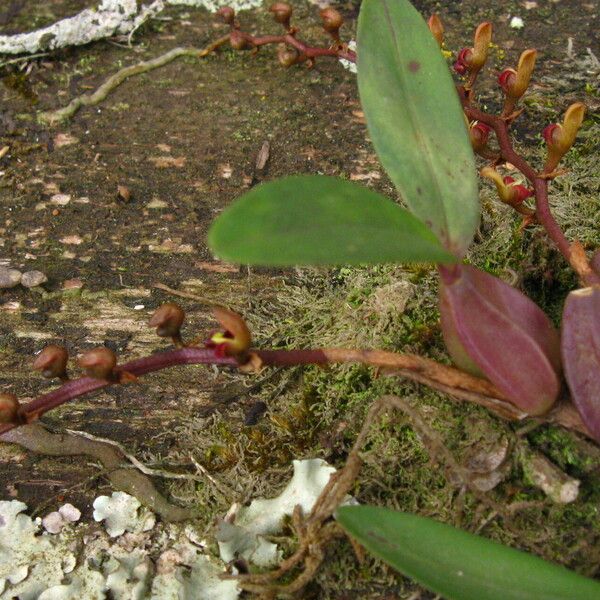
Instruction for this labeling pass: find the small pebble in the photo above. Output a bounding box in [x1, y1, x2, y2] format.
[0, 267, 22, 289]
[21, 270, 48, 288]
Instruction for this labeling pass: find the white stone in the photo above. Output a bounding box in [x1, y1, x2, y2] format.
[21, 270, 48, 288]
[0, 267, 22, 288]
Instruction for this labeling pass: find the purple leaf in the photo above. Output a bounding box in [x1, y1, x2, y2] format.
[561, 286, 600, 442]
[439, 265, 561, 415]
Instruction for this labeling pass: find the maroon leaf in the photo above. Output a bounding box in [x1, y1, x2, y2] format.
[591, 249, 600, 277]
[561, 286, 600, 442]
[439, 265, 561, 415]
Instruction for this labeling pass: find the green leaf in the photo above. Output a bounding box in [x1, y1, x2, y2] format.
[357, 0, 480, 256]
[336, 506, 600, 600]
[208, 175, 455, 266]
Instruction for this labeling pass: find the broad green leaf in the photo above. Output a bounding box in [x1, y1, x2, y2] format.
[336, 506, 600, 600]
[357, 0, 479, 256]
[208, 175, 455, 266]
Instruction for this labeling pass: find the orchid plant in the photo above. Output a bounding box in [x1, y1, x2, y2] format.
[2, 0, 600, 597]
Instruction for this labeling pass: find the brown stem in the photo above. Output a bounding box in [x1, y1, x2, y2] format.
[1, 346, 592, 441]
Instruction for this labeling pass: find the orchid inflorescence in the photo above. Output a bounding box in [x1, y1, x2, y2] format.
[436, 17, 589, 232]
[216, 2, 355, 68]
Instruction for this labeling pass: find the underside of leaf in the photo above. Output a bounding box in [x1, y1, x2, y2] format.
[561, 286, 600, 442]
[439, 265, 561, 415]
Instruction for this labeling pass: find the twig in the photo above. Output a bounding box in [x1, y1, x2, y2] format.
[38, 36, 229, 125]
[0, 52, 50, 69]
[460, 91, 600, 287]
[153, 282, 224, 306]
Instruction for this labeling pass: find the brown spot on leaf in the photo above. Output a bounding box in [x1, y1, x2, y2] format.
[408, 60, 421, 73]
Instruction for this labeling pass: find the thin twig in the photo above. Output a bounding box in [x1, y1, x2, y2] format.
[38, 36, 229, 125]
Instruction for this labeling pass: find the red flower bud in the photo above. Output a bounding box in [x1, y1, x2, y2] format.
[277, 44, 299, 67]
[216, 6, 235, 25]
[453, 48, 472, 75]
[499, 49, 537, 115]
[469, 121, 491, 152]
[149, 303, 185, 344]
[0, 393, 19, 424]
[498, 68, 516, 93]
[78, 347, 117, 380]
[542, 103, 585, 172]
[269, 2, 292, 28]
[320, 7, 343, 39]
[542, 123, 559, 146]
[502, 176, 533, 204]
[33, 344, 69, 381]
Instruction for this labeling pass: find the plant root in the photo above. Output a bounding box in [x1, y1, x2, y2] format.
[1, 422, 194, 521]
[38, 35, 229, 125]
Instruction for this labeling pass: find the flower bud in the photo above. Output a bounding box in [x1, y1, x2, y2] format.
[453, 48, 472, 75]
[498, 49, 537, 113]
[427, 14, 444, 48]
[0, 393, 19, 424]
[149, 303, 185, 345]
[453, 22, 491, 81]
[471, 22, 492, 71]
[216, 6, 235, 25]
[543, 102, 586, 173]
[469, 121, 492, 152]
[277, 43, 299, 67]
[230, 30, 249, 51]
[269, 2, 292, 29]
[33, 344, 69, 381]
[206, 306, 252, 358]
[78, 347, 117, 380]
[481, 167, 533, 206]
[320, 7, 343, 40]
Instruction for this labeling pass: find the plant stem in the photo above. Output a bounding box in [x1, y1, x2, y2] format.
[2, 345, 591, 440]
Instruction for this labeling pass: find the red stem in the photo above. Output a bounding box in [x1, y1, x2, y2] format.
[238, 31, 356, 63]
[1, 345, 592, 440]
[461, 93, 600, 287]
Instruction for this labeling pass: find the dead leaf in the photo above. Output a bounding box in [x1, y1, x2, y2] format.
[117, 185, 132, 202]
[148, 156, 186, 168]
[53, 133, 79, 148]
[63, 278, 84, 289]
[350, 171, 381, 181]
[60, 235, 83, 245]
[219, 164, 233, 179]
[50, 194, 71, 206]
[195, 261, 239, 273]
[255, 142, 270, 171]
[156, 143, 172, 153]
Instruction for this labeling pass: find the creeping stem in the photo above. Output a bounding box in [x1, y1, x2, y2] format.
[1, 346, 591, 440]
